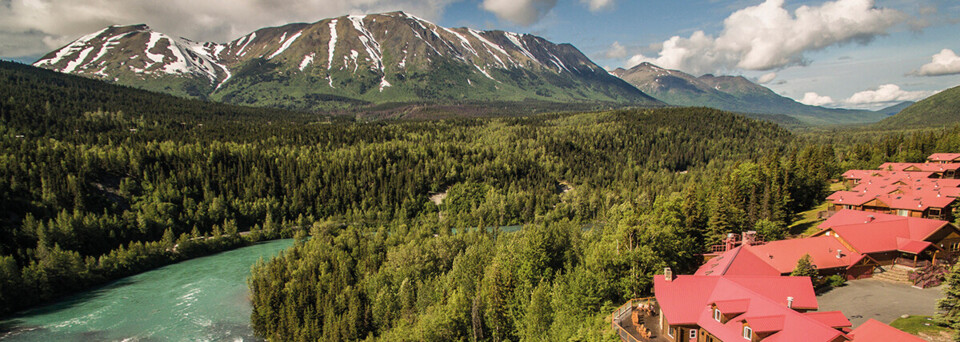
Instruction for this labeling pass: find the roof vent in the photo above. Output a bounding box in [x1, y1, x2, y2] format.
[837, 250, 843, 259]
[867, 215, 875, 222]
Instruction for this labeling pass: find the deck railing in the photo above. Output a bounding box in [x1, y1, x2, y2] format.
[611, 297, 657, 342]
[895, 257, 932, 269]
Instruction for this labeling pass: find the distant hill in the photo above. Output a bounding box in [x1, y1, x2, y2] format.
[610, 62, 890, 125]
[0, 60, 312, 138]
[876, 85, 960, 129]
[33, 12, 659, 112]
[875, 101, 914, 116]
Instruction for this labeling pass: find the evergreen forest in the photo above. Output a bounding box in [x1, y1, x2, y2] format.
[3, 61, 960, 340]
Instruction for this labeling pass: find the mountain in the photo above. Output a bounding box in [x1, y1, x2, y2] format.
[875, 85, 960, 129]
[33, 12, 659, 111]
[610, 62, 889, 125]
[874, 101, 914, 117]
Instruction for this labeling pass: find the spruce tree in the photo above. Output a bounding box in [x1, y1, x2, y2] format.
[937, 262, 960, 341]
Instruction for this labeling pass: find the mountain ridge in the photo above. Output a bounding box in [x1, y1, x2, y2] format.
[875, 85, 960, 129]
[610, 62, 890, 125]
[33, 12, 660, 111]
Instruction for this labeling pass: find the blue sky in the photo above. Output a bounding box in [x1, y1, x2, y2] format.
[2, 0, 958, 109]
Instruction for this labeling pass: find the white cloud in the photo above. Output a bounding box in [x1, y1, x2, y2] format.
[800, 92, 835, 106]
[627, 0, 905, 75]
[845, 84, 934, 106]
[481, 0, 558, 26]
[605, 41, 627, 59]
[915, 49, 960, 76]
[757, 72, 777, 84]
[581, 0, 614, 12]
[0, 0, 461, 57]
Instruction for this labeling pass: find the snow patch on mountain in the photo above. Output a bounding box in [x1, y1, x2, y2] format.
[300, 53, 314, 71]
[62, 47, 94, 73]
[327, 19, 338, 70]
[269, 30, 302, 59]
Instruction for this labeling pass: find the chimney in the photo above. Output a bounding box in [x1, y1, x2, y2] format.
[787, 297, 794, 309]
[664, 267, 673, 282]
[836, 249, 843, 259]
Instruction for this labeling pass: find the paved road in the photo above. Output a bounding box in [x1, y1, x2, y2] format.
[817, 279, 944, 327]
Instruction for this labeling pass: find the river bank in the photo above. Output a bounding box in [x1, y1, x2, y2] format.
[0, 239, 294, 341]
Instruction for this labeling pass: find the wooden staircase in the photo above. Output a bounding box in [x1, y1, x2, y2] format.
[873, 265, 913, 284]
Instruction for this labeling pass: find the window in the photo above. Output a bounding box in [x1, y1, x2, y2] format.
[690, 329, 698, 339]
[951, 242, 960, 252]
[930, 209, 941, 217]
[743, 326, 753, 340]
[667, 324, 673, 337]
[897, 209, 910, 217]
[714, 308, 722, 322]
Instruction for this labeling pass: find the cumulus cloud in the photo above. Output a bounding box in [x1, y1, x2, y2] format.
[581, 0, 614, 12]
[627, 0, 906, 75]
[604, 41, 627, 59]
[0, 0, 461, 57]
[914, 49, 960, 76]
[481, 0, 558, 26]
[845, 84, 934, 106]
[800, 92, 835, 106]
[757, 72, 777, 84]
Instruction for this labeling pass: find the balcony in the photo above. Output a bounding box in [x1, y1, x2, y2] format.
[611, 298, 670, 342]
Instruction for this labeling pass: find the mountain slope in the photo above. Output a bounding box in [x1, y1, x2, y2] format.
[875, 85, 960, 129]
[611, 62, 889, 125]
[33, 12, 659, 111]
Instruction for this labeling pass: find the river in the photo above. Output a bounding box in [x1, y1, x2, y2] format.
[0, 239, 294, 342]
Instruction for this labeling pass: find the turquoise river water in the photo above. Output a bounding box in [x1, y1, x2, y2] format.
[0, 239, 294, 342]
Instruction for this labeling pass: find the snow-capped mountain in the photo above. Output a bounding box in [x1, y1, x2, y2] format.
[34, 12, 657, 109]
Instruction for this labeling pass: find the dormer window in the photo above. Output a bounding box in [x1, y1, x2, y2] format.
[714, 308, 722, 322]
[743, 326, 753, 340]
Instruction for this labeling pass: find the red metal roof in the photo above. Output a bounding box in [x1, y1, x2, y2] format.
[818, 209, 949, 231]
[745, 236, 867, 273]
[843, 170, 935, 180]
[692, 277, 846, 342]
[713, 299, 750, 314]
[896, 237, 933, 254]
[803, 311, 852, 328]
[696, 246, 781, 277]
[653, 275, 818, 325]
[822, 217, 949, 254]
[929, 153, 960, 162]
[826, 188, 955, 211]
[848, 319, 925, 342]
[742, 315, 785, 332]
[878, 162, 960, 172]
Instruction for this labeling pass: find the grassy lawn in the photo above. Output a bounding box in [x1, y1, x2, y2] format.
[889, 315, 952, 336]
[786, 183, 845, 237]
[788, 201, 830, 236]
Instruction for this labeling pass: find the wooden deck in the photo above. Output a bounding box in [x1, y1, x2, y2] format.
[611, 298, 670, 342]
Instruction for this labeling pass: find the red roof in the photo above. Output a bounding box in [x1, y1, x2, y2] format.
[654, 275, 818, 325]
[826, 188, 955, 211]
[822, 219, 945, 254]
[879, 162, 960, 172]
[897, 237, 933, 254]
[745, 236, 867, 273]
[819, 209, 949, 231]
[692, 277, 846, 342]
[696, 246, 781, 277]
[803, 311, 852, 328]
[929, 153, 960, 162]
[848, 319, 925, 342]
[713, 299, 750, 314]
[843, 170, 935, 180]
